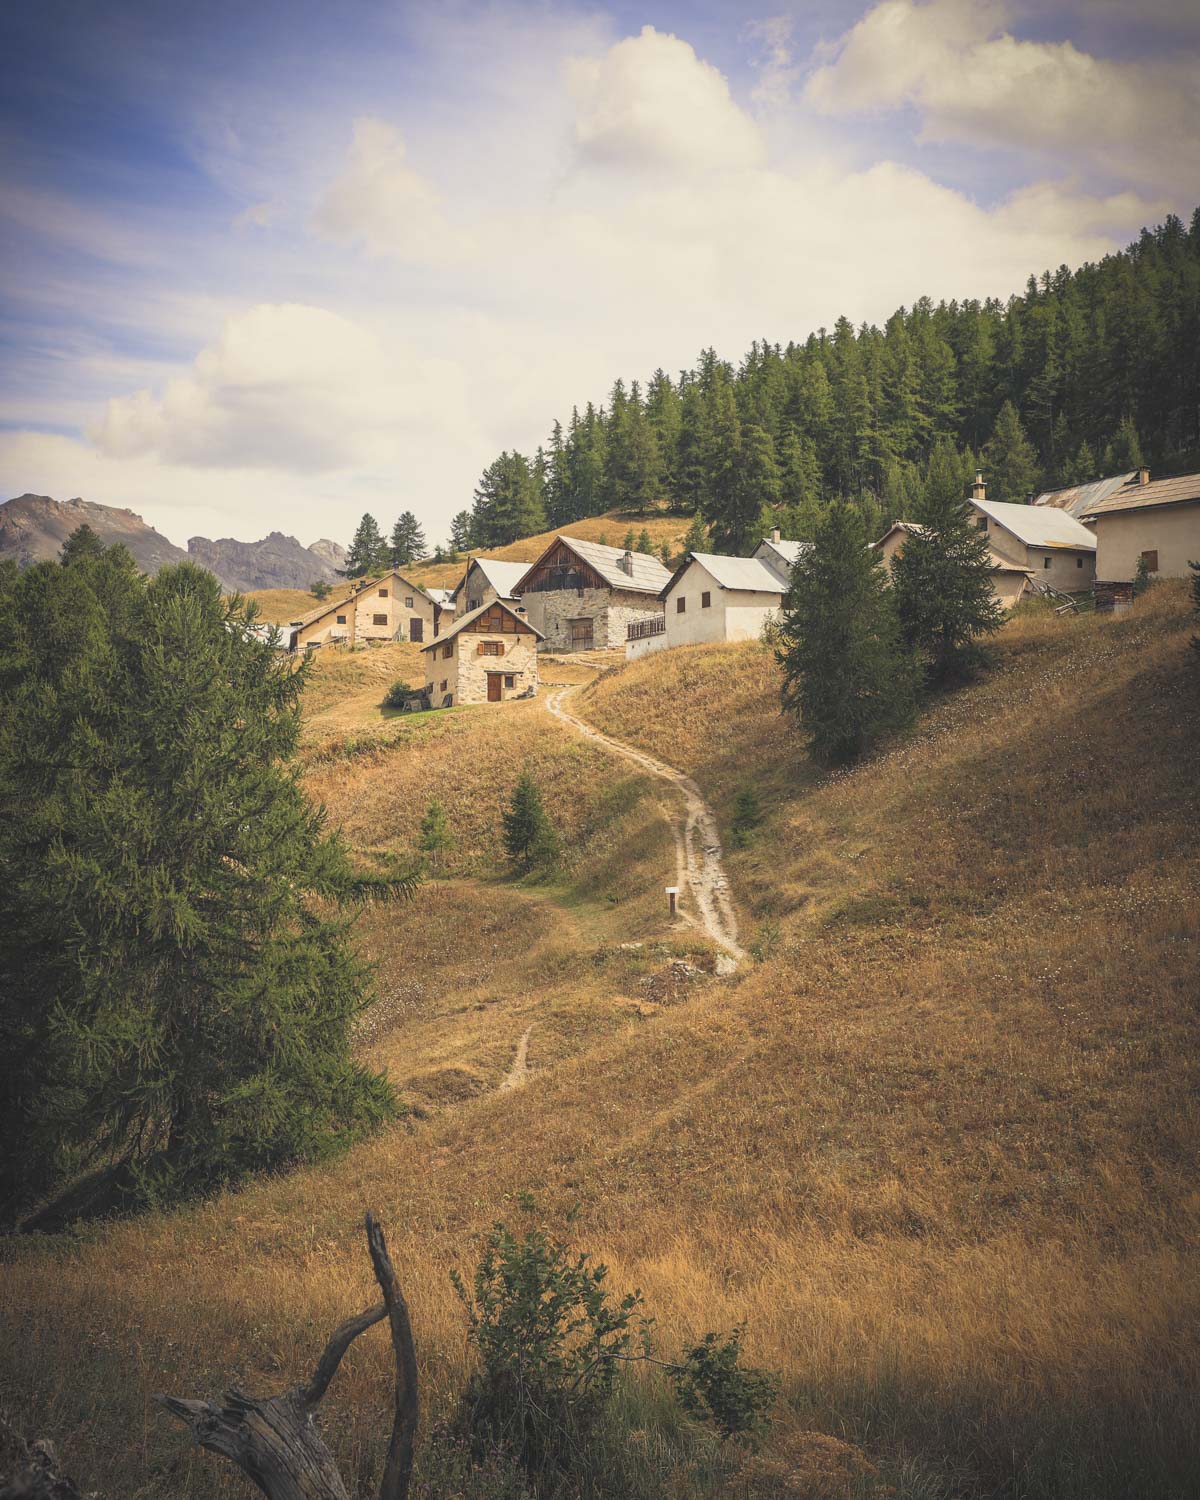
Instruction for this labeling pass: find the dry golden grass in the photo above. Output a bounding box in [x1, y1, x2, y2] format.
[3, 584, 1198, 1499]
[243, 586, 324, 623]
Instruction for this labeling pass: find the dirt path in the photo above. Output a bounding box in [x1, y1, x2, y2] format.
[499, 1027, 532, 1091]
[546, 684, 744, 970]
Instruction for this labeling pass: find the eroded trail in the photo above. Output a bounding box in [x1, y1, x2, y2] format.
[546, 683, 744, 969]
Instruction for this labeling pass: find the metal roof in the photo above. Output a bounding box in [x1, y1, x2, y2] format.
[520, 535, 673, 595]
[754, 536, 811, 581]
[877, 522, 1032, 573]
[1033, 471, 1136, 518]
[1080, 471, 1200, 516]
[418, 597, 544, 651]
[453, 556, 531, 601]
[667, 552, 787, 596]
[972, 498, 1096, 551]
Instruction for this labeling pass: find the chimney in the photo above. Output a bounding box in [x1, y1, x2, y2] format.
[1138, 466, 1150, 486]
[770, 526, 781, 544]
[621, 548, 634, 576]
[971, 469, 986, 501]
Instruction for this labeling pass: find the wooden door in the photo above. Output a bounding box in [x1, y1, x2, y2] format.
[410, 617, 423, 643]
[569, 617, 593, 650]
[487, 673, 502, 702]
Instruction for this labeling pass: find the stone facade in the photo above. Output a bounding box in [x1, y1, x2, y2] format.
[292, 571, 449, 650]
[521, 585, 664, 652]
[424, 621, 539, 707]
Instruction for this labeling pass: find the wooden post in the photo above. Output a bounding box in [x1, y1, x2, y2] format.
[158, 1211, 417, 1500]
[665, 886, 679, 917]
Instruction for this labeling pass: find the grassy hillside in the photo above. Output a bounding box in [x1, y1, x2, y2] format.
[243, 585, 322, 623]
[2, 586, 1197, 1500]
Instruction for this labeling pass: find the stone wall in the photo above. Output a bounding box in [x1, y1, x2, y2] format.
[521, 585, 664, 651]
[425, 629, 539, 706]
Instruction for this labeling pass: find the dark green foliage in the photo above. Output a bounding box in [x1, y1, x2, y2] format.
[501, 770, 560, 872]
[451, 1211, 778, 1481]
[471, 211, 1200, 536]
[672, 1328, 779, 1442]
[730, 786, 762, 849]
[636, 528, 653, 555]
[776, 503, 916, 765]
[383, 677, 413, 708]
[418, 799, 453, 868]
[450, 510, 473, 551]
[472, 453, 546, 548]
[1133, 553, 1154, 596]
[59, 523, 106, 565]
[311, 578, 332, 599]
[622, 528, 636, 551]
[344, 513, 389, 577]
[0, 539, 413, 1220]
[892, 438, 1005, 682]
[389, 511, 426, 567]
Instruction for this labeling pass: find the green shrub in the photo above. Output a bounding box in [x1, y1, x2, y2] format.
[502, 770, 560, 873]
[383, 678, 413, 709]
[730, 786, 762, 849]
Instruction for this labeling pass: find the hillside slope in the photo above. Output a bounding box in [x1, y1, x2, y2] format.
[0, 493, 188, 572]
[2, 588, 1197, 1500]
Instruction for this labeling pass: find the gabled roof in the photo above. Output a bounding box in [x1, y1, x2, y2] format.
[289, 569, 441, 628]
[418, 597, 544, 651]
[756, 536, 810, 568]
[1080, 471, 1200, 517]
[425, 587, 457, 607]
[877, 521, 1032, 575]
[971, 498, 1096, 551]
[451, 556, 531, 602]
[515, 535, 672, 595]
[875, 521, 930, 546]
[661, 551, 786, 599]
[1033, 472, 1136, 518]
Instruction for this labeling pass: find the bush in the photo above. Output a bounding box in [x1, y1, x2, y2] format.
[311, 578, 332, 599]
[383, 678, 413, 709]
[730, 785, 762, 849]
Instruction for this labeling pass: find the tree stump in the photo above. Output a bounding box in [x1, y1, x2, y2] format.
[159, 1212, 417, 1500]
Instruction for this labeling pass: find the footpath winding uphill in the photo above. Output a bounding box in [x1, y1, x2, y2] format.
[546, 681, 743, 970]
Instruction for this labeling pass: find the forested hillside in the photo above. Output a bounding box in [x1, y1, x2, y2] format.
[462, 211, 1200, 553]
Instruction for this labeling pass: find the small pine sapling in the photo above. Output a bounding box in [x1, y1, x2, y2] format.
[730, 785, 763, 849]
[418, 799, 453, 870]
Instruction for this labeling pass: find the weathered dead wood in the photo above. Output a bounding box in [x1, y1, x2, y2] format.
[0, 1412, 94, 1500]
[158, 1211, 417, 1500]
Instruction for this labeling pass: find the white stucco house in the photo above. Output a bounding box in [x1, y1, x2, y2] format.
[874, 520, 1036, 610]
[1080, 467, 1200, 584]
[629, 549, 786, 659]
[969, 495, 1097, 590]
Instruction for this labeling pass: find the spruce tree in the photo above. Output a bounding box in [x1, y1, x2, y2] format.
[418, 799, 454, 870]
[892, 438, 1004, 683]
[450, 510, 474, 552]
[344, 513, 388, 577]
[390, 511, 427, 567]
[637, 528, 653, 554]
[501, 769, 560, 872]
[775, 503, 915, 765]
[0, 542, 413, 1219]
[985, 402, 1041, 502]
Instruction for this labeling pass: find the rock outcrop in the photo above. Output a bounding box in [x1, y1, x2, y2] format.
[186, 531, 343, 593]
[0, 493, 188, 573]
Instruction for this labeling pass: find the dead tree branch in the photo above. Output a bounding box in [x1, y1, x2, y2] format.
[158, 1212, 417, 1500]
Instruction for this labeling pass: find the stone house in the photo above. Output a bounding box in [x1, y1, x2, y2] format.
[513, 535, 671, 651]
[1080, 467, 1200, 583]
[420, 599, 543, 707]
[874, 520, 1035, 610]
[641, 552, 786, 659]
[449, 556, 530, 614]
[290, 570, 454, 650]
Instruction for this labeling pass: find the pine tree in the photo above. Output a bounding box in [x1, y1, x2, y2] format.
[623, 528, 636, 551]
[775, 503, 915, 765]
[501, 769, 560, 872]
[891, 438, 1004, 683]
[1102, 414, 1144, 473]
[389, 512, 426, 567]
[0, 545, 413, 1218]
[985, 402, 1041, 502]
[472, 453, 546, 547]
[59, 523, 106, 565]
[682, 514, 708, 554]
[637, 528, 653, 554]
[450, 510, 474, 552]
[344, 514, 388, 577]
[418, 799, 453, 871]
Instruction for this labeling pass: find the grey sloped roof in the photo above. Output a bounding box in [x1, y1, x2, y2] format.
[1033, 472, 1136, 518]
[465, 557, 531, 598]
[675, 552, 787, 595]
[754, 536, 812, 581]
[1081, 470, 1200, 516]
[548, 535, 673, 594]
[418, 597, 544, 651]
[972, 498, 1096, 551]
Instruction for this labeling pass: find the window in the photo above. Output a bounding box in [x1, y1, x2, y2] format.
[336, 614, 347, 624]
[1044, 557, 1051, 569]
[405, 596, 414, 608]
[373, 613, 388, 625]
[440, 679, 448, 692]
[1077, 556, 1084, 568]
[676, 596, 686, 613]
[504, 674, 515, 688]
[701, 591, 711, 609]
[481, 640, 503, 655]
[378, 588, 388, 597]
[1141, 549, 1159, 572]
[443, 642, 453, 659]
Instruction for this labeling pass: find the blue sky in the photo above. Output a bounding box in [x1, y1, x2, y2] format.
[1, 0, 1196, 547]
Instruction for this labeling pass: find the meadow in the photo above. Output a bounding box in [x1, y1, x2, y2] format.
[2, 583, 1197, 1499]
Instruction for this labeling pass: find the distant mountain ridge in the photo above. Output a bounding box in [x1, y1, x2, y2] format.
[0, 493, 346, 592]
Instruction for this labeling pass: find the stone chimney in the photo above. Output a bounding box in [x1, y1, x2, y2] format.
[770, 526, 781, 544]
[1138, 466, 1150, 486]
[621, 548, 634, 576]
[971, 469, 986, 501]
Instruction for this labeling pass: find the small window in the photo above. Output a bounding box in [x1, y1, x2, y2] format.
[481, 640, 504, 656]
[504, 674, 515, 688]
[1043, 557, 1051, 569]
[1141, 549, 1159, 572]
[336, 614, 347, 624]
[1076, 556, 1084, 568]
[701, 591, 711, 609]
[440, 679, 448, 692]
[405, 596, 414, 608]
[378, 588, 388, 597]
[373, 613, 388, 625]
[676, 596, 686, 613]
[443, 642, 453, 659]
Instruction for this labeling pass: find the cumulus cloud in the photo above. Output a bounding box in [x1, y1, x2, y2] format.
[567, 25, 764, 171]
[312, 117, 473, 261]
[90, 302, 471, 472]
[806, 0, 1200, 193]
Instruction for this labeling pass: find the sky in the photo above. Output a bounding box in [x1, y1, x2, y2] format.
[1, 0, 1197, 550]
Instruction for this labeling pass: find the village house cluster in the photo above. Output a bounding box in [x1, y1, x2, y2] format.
[275, 463, 1200, 706]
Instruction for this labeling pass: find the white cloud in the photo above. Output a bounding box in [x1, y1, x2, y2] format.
[566, 25, 765, 171]
[806, 0, 1200, 193]
[312, 117, 473, 262]
[90, 302, 472, 472]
